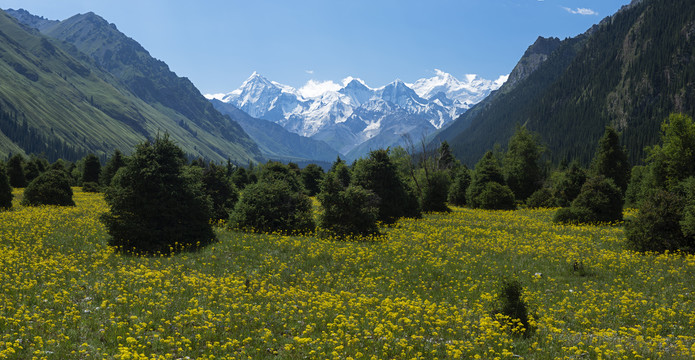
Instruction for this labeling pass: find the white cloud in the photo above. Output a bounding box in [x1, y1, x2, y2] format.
[305, 70, 314, 75]
[298, 79, 341, 98]
[562, 7, 598, 15]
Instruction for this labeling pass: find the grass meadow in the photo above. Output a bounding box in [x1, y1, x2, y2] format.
[0, 188, 694, 359]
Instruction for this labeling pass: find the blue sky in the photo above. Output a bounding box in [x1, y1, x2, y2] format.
[3, 0, 632, 93]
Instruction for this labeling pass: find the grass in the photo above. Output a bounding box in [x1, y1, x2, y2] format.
[0, 188, 694, 359]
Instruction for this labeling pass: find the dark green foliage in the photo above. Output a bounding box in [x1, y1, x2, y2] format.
[352, 149, 421, 224]
[625, 165, 648, 208]
[476, 182, 517, 211]
[493, 280, 532, 336]
[468, 151, 516, 210]
[437, 141, 457, 170]
[259, 161, 305, 193]
[679, 177, 695, 239]
[102, 135, 216, 254]
[81, 153, 101, 184]
[100, 149, 126, 187]
[230, 167, 251, 190]
[7, 154, 27, 188]
[504, 126, 544, 201]
[448, 166, 471, 206]
[81, 181, 100, 193]
[420, 170, 451, 212]
[0, 163, 12, 210]
[625, 189, 691, 252]
[21, 169, 75, 206]
[646, 114, 695, 190]
[590, 127, 630, 193]
[553, 176, 623, 224]
[24, 155, 47, 183]
[318, 172, 379, 237]
[229, 179, 315, 234]
[552, 161, 587, 207]
[301, 164, 324, 196]
[526, 188, 556, 208]
[329, 157, 351, 188]
[201, 163, 238, 222]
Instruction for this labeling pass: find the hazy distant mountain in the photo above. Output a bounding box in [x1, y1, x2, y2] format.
[5, 9, 262, 163]
[210, 99, 340, 163]
[436, 0, 695, 166]
[208, 71, 504, 159]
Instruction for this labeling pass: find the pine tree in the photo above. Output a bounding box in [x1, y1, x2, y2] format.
[21, 169, 75, 207]
[468, 151, 516, 210]
[352, 149, 420, 223]
[201, 163, 238, 222]
[82, 153, 102, 185]
[0, 163, 12, 210]
[504, 126, 544, 201]
[100, 149, 126, 187]
[590, 127, 630, 194]
[7, 154, 26, 188]
[448, 166, 471, 206]
[317, 171, 379, 237]
[301, 163, 324, 196]
[102, 134, 215, 254]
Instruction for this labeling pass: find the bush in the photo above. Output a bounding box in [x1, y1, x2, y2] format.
[448, 166, 471, 206]
[318, 172, 379, 238]
[552, 161, 586, 207]
[301, 164, 324, 196]
[259, 161, 305, 193]
[526, 188, 555, 208]
[625, 189, 690, 252]
[420, 170, 451, 212]
[493, 280, 532, 336]
[229, 179, 315, 235]
[102, 135, 215, 254]
[553, 176, 623, 224]
[21, 169, 75, 206]
[0, 163, 12, 210]
[681, 177, 695, 239]
[81, 181, 100, 193]
[100, 150, 127, 187]
[476, 182, 516, 210]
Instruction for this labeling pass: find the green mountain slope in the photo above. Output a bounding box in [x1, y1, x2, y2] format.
[439, 0, 695, 166]
[0, 9, 262, 163]
[211, 99, 340, 163]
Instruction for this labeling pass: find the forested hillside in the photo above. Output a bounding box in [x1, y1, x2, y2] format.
[439, 0, 695, 166]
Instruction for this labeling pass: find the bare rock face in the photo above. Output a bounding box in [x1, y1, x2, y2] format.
[505, 36, 562, 89]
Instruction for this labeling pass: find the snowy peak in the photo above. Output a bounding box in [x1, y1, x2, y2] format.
[207, 70, 507, 158]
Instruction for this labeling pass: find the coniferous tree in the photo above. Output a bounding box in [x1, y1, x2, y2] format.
[468, 151, 516, 210]
[259, 161, 305, 193]
[448, 166, 472, 206]
[504, 126, 544, 201]
[646, 113, 695, 190]
[553, 175, 623, 224]
[230, 166, 251, 190]
[437, 141, 457, 170]
[102, 134, 215, 254]
[100, 149, 126, 187]
[301, 164, 324, 196]
[7, 154, 26, 188]
[352, 149, 420, 223]
[420, 170, 451, 212]
[0, 163, 12, 210]
[329, 156, 351, 188]
[81, 153, 102, 185]
[590, 127, 630, 194]
[201, 163, 238, 222]
[553, 161, 587, 207]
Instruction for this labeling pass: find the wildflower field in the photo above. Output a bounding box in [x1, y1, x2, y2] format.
[1, 189, 694, 360]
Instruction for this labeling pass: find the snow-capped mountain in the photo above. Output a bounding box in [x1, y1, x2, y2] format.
[207, 70, 505, 159]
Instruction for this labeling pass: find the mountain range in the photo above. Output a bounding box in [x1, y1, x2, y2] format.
[207, 71, 506, 160]
[436, 0, 695, 166]
[2, 8, 262, 163]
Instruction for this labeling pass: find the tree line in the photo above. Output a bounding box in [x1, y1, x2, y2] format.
[1, 113, 694, 254]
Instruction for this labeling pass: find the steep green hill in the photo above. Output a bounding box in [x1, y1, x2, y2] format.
[0, 9, 262, 163]
[439, 0, 695, 166]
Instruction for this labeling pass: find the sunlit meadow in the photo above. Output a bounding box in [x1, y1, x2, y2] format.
[1, 188, 694, 359]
